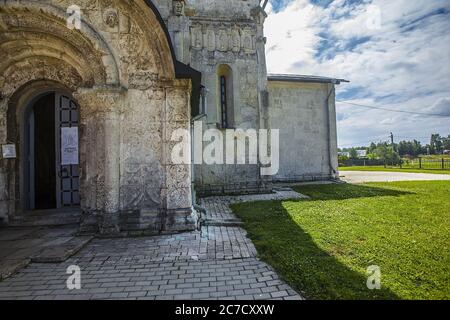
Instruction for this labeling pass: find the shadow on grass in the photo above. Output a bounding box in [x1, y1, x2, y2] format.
[293, 183, 413, 201]
[232, 184, 404, 300]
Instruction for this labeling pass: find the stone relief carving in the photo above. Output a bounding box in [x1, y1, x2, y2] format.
[173, 0, 186, 16]
[191, 26, 203, 50]
[52, 0, 99, 11]
[120, 158, 163, 210]
[103, 8, 119, 28]
[231, 27, 241, 53]
[206, 27, 216, 52]
[166, 89, 189, 122]
[217, 29, 229, 52]
[167, 187, 191, 209]
[74, 87, 125, 117]
[0, 6, 111, 91]
[128, 71, 159, 90]
[167, 165, 190, 189]
[1, 58, 84, 97]
[117, 21, 155, 79]
[241, 28, 254, 53]
[190, 23, 255, 54]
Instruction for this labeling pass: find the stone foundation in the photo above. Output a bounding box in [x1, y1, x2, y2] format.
[195, 181, 273, 197]
[78, 208, 199, 236]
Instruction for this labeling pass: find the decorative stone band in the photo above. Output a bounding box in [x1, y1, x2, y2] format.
[73, 86, 126, 117]
[190, 22, 257, 54]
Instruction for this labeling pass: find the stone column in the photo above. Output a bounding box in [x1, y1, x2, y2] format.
[74, 86, 125, 234]
[252, 5, 269, 129]
[101, 110, 121, 233]
[251, 5, 272, 192]
[163, 80, 197, 232]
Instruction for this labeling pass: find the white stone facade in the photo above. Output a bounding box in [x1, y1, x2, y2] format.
[267, 79, 340, 182]
[0, 0, 342, 233]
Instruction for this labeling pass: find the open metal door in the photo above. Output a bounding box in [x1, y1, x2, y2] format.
[27, 109, 35, 210]
[55, 93, 80, 208]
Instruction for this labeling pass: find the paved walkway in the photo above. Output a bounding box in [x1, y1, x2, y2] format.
[0, 191, 304, 300]
[340, 170, 450, 183]
[200, 188, 307, 225]
[0, 226, 91, 280]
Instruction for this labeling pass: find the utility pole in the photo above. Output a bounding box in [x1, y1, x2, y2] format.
[390, 132, 397, 153]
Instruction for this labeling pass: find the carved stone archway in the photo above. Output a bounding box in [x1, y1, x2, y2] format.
[0, 1, 196, 234]
[0, 2, 117, 222]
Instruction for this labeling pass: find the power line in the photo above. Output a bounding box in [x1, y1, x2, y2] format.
[336, 100, 450, 117]
[339, 134, 438, 148]
[339, 136, 390, 147]
[396, 136, 431, 140]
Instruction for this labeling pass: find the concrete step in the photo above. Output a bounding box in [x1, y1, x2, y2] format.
[31, 235, 93, 263]
[10, 211, 81, 227]
[0, 258, 31, 281]
[202, 218, 244, 227]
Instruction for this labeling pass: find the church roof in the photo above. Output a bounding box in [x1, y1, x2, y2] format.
[268, 74, 349, 85]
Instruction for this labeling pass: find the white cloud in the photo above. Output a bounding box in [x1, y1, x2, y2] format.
[265, 0, 450, 147]
[427, 97, 450, 116]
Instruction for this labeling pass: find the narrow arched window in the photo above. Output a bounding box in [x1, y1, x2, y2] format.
[220, 75, 228, 128]
[217, 65, 234, 128]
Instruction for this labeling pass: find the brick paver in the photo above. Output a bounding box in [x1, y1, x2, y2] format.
[0, 257, 301, 300]
[0, 190, 304, 300]
[200, 189, 307, 222]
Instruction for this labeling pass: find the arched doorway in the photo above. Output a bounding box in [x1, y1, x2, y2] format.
[23, 91, 80, 211]
[1, 1, 197, 233]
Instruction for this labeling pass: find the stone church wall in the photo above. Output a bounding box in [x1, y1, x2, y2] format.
[158, 0, 270, 195]
[268, 81, 339, 182]
[0, 0, 341, 228]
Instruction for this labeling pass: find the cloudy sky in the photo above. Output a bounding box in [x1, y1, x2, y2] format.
[264, 0, 450, 148]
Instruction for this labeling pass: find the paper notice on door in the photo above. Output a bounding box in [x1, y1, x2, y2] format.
[61, 127, 79, 165]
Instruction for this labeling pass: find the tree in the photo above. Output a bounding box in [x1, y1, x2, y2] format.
[338, 154, 349, 166]
[368, 142, 377, 153]
[430, 134, 443, 154]
[367, 152, 377, 160]
[412, 140, 424, 156]
[349, 148, 358, 159]
[374, 144, 400, 165]
[443, 135, 450, 150]
[397, 139, 423, 157]
[398, 141, 410, 156]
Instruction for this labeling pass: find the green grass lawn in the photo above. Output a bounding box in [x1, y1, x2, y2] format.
[339, 166, 450, 175]
[231, 181, 450, 300]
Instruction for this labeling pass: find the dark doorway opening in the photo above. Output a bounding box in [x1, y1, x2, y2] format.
[33, 93, 56, 209]
[25, 92, 80, 211]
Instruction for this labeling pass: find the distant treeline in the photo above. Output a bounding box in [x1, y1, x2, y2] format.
[340, 133, 450, 158]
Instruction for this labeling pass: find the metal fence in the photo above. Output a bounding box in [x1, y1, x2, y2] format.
[341, 158, 450, 170]
[400, 158, 450, 170]
[341, 159, 398, 167]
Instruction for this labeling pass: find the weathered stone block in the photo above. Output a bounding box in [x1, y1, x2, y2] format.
[164, 208, 198, 232]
